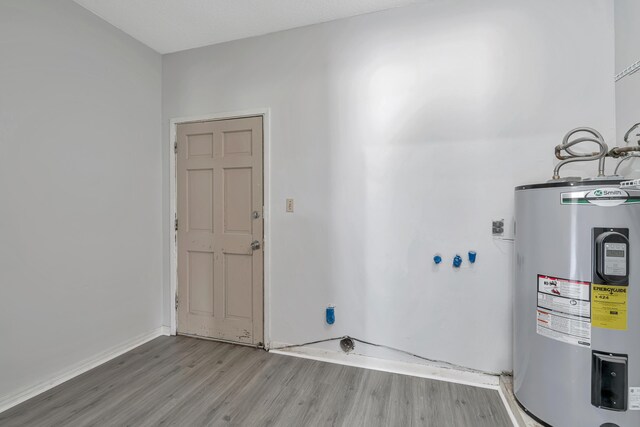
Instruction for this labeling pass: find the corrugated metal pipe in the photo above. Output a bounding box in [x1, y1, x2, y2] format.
[553, 127, 608, 180]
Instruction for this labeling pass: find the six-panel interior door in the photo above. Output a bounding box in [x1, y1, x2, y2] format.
[176, 116, 263, 345]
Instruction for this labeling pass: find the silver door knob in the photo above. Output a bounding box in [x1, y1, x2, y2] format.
[251, 240, 261, 250]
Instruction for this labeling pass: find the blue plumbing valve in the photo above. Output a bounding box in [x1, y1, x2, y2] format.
[433, 255, 442, 265]
[468, 251, 477, 263]
[326, 306, 335, 325]
[453, 255, 463, 268]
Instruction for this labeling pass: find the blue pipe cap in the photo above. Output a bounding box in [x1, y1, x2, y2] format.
[453, 255, 463, 268]
[326, 306, 335, 325]
[468, 251, 477, 263]
[433, 255, 442, 265]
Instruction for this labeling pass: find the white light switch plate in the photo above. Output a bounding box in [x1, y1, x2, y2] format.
[286, 198, 294, 213]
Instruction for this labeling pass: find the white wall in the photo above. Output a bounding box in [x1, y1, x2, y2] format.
[162, 0, 615, 373]
[0, 0, 163, 401]
[615, 0, 640, 178]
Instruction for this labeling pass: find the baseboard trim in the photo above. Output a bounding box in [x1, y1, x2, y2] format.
[497, 378, 522, 427]
[499, 375, 533, 427]
[269, 340, 498, 389]
[0, 327, 165, 414]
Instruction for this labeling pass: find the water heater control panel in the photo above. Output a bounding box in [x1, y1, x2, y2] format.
[594, 228, 629, 285]
[603, 242, 627, 276]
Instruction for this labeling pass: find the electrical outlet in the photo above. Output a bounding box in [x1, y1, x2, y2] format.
[286, 198, 294, 213]
[492, 219, 504, 235]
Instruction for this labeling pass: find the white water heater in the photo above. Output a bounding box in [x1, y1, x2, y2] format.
[514, 179, 640, 426]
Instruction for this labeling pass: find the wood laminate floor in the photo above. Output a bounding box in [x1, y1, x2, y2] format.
[0, 336, 512, 427]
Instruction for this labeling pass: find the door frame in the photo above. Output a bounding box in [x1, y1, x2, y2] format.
[169, 108, 271, 347]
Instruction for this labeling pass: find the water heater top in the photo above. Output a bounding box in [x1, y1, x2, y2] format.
[516, 178, 624, 191]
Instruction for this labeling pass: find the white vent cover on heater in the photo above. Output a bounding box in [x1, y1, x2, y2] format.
[620, 179, 640, 188]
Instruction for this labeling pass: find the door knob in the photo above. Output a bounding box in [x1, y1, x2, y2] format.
[251, 240, 261, 251]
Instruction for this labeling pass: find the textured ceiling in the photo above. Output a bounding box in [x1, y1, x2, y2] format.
[73, 0, 422, 54]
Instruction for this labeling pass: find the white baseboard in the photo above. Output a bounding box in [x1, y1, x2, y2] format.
[0, 327, 166, 415]
[499, 375, 538, 427]
[497, 380, 522, 427]
[160, 325, 171, 336]
[269, 342, 519, 426]
[269, 340, 499, 389]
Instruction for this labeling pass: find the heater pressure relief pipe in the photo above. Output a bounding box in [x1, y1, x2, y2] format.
[614, 154, 640, 176]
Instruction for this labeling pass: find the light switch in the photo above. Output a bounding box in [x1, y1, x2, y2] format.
[286, 198, 294, 213]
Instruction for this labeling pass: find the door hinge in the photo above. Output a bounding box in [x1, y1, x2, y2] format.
[175, 216, 178, 231]
[174, 140, 177, 154]
[175, 294, 179, 310]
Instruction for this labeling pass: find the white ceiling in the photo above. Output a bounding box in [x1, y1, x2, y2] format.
[73, 0, 422, 54]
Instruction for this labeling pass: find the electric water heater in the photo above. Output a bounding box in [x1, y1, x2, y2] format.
[514, 179, 640, 427]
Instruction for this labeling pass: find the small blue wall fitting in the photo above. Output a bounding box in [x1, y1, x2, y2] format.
[468, 251, 477, 263]
[433, 255, 442, 265]
[326, 306, 335, 325]
[453, 255, 463, 268]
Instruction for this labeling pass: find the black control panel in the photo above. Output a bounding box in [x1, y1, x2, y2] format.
[593, 228, 629, 286]
[592, 351, 628, 411]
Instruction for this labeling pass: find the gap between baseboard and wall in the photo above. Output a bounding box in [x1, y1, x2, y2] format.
[269, 341, 520, 427]
[0, 326, 171, 415]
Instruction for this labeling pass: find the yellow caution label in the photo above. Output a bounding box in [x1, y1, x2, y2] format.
[592, 284, 628, 330]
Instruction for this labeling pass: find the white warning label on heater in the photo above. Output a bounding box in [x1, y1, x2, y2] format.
[538, 275, 590, 300]
[630, 388, 640, 410]
[536, 275, 591, 348]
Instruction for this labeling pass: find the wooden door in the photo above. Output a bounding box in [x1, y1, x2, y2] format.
[176, 116, 263, 345]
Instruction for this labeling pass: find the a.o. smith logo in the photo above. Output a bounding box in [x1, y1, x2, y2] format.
[589, 189, 627, 198]
[582, 188, 630, 206]
[561, 188, 640, 206]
